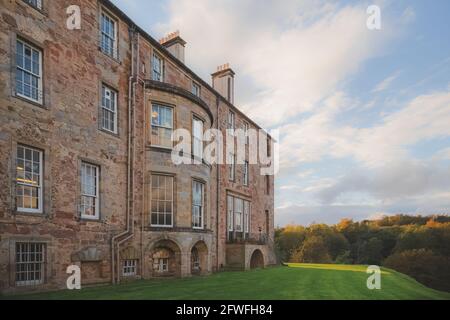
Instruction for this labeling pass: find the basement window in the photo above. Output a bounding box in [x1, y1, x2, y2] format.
[122, 260, 137, 277]
[15, 242, 45, 286]
[155, 258, 169, 273]
[16, 39, 43, 104]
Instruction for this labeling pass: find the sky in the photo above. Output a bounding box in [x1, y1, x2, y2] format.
[111, 0, 450, 226]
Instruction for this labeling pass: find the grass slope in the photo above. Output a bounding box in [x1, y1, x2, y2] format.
[5, 264, 450, 300]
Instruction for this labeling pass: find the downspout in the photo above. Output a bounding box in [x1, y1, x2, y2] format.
[215, 96, 220, 271]
[116, 32, 147, 284]
[115, 78, 137, 284]
[111, 26, 138, 285]
[140, 65, 146, 279]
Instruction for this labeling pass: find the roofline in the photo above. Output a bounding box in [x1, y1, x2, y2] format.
[101, 0, 270, 135]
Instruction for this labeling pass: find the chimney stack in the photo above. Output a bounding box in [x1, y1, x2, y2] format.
[159, 31, 186, 63]
[211, 63, 235, 104]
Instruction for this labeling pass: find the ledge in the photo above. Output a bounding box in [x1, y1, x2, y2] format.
[145, 80, 214, 125]
[144, 226, 214, 234]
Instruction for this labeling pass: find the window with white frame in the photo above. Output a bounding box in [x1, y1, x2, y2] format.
[243, 122, 249, 145]
[227, 196, 234, 232]
[192, 117, 204, 160]
[192, 180, 204, 229]
[192, 82, 200, 97]
[228, 152, 235, 181]
[243, 161, 249, 186]
[234, 198, 243, 232]
[100, 11, 117, 58]
[192, 248, 200, 271]
[80, 162, 100, 220]
[15, 242, 45, 286]
[151, 104, 173, 148]
[152, 53, 164, 81]
[101, 84, 118, 133]
[24, 0, 42, 10]
[122, 260, 137, 276]
[244, 201, 250, 234]
[227, 195, 250, 238]
[16, 39, 42, 104]
[155, 258, 169, 272]
[16, 145, 43, 213]
[151, 174, 173, 227]
[227, 110, 235, 131]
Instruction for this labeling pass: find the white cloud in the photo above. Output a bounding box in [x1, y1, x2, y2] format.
[372, 71, 400, 93]
[317, 160, 450, 204]
[433, 147, 450, 160]
[297, 169, 315, 178]
[115, 1, 449, 225]
[280, 90, 450, 168]
[156, 0, 397, 127]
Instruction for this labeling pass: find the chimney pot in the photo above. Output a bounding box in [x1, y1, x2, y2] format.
[159, 31, 186, 63]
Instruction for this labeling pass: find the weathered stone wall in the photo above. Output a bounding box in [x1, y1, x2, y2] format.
[0, 0, 132, 293]
[0, 0, 275, 293]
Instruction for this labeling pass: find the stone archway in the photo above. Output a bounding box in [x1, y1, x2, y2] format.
[250, 249, 264, 269]
[149, 239, 182, 277]
[190, 241, 208, 275]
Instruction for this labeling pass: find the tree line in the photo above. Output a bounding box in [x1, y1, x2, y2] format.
[275, 214, 450, 292]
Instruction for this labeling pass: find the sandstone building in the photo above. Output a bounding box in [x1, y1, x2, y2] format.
[0, 0, 275, 294]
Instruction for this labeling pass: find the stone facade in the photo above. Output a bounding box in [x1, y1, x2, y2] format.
[0, 0, 275, 294]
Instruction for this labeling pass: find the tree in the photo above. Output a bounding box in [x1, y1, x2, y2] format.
[275, 225, 306, 262]
[384, 249, 450, 292]
[291, 236, 331, 263]
[357, 238, 383, 265]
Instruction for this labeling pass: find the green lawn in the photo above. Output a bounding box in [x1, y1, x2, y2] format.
[4, 264, 450, 300]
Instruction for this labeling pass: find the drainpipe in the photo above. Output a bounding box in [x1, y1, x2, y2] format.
[215, 96, 220, 271]
[111, 26, 138, 284]
[116, 32, 147, 284]
[140, 60, 146, 280]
